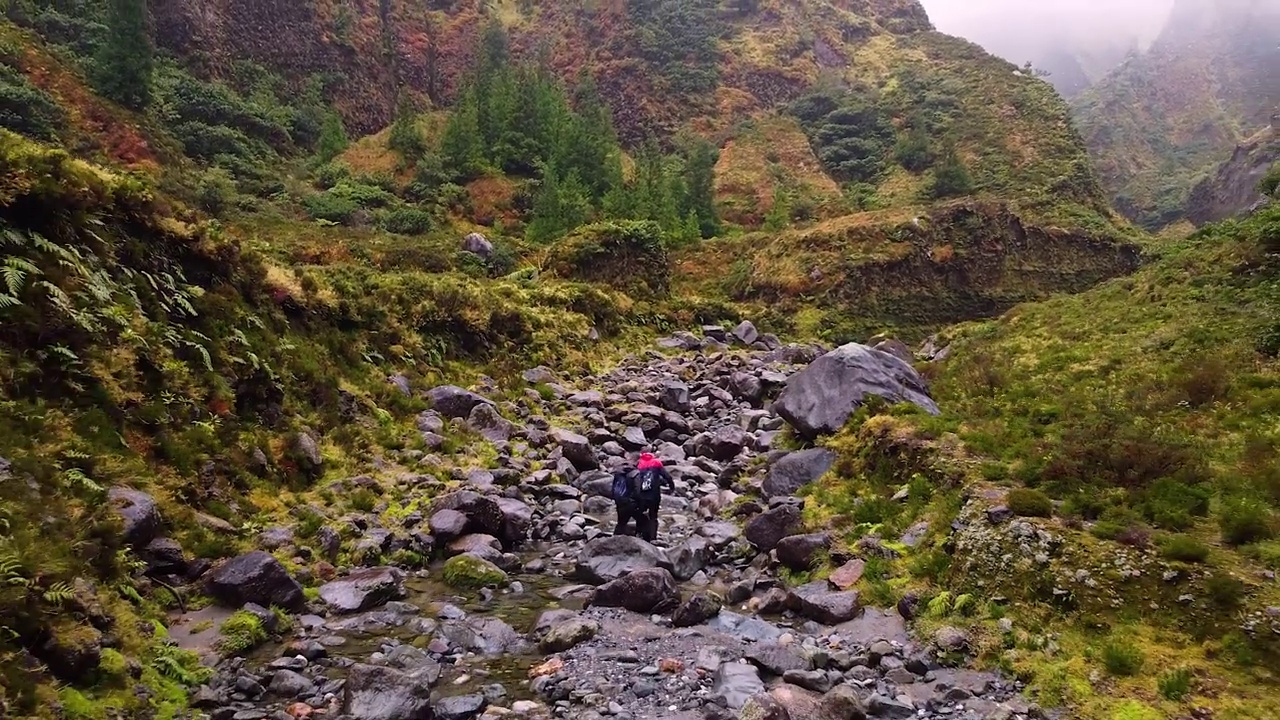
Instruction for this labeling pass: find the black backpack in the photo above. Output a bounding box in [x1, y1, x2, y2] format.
[611, 468, 636, 501]
[635, 468, 660, 497]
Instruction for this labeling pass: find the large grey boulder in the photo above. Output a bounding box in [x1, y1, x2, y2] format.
[551, 428, 597, 470]
[108, 488, 162, 547]
[430, 491, 524, 549]
[762, 449, 836, 499]
[575, 535, 671, 584]
[786, 582, 861, 625]
[318, 567, 407, 614]
[775, 533, 831, 571]
[426, 385, 493, 420]
[343, 663, 437, 720]
[774, 343, 938, 439]
[713, 662, 765, 711]
[744, 504, 802, 552]
[589, 568, 679, 613]
[467, 403, 514, 442]
[205, 551, 305, 611]
[461, 232, 493, 258]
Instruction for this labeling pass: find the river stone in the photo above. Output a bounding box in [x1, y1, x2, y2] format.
[205, 551, 305, 611]
[774, 343, 939, 439]
[671, 591, 722, 627]
[589, 567, 679, 613]
[318, 566, 407, 613]
[658, 380, 691, 412]
[538, 618, 600, 652]
[267, 669, 315, 698]
[762, 449, 836, 498]
[733, 321, 760, 346]
[775, 533, 831, 571]
[707, 424, 750, 461]
[786, 582, 861, 625]
[668, 535, 711, 581]
[551, 428, 597, 470]
[744, 504, 802, 552]
[429, 509, 468, 538]
[821, 683, 868, 720]
[343, 663, 437, 720]
[739, 693, 790, 720]
[468, 403, 514, 442]
[434, 692, 485, 720]
[575, 535, 671, 584]
[744, 642, 809, 676]
[427, 385, 493, 420]
[430, 491, 520, 548]
[866, 693, 915, 719]
[436, 616, 526, 655]
[713, 661, 765, 711]
[108, 487, 161, 548]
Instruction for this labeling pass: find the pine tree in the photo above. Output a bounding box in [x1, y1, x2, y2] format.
[316, 111, 349, 163]
[527, 163, 591, 244]
[94, 0, 153, 109]
[388, 96, 425, 166]
[681, 137, 720, 238]
[440, 88, 483, 180]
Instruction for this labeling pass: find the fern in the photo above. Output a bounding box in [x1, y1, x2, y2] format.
[42, 582, 75, 607]
[0, 294, 19, 309]
[62, 468, 103, 494]
[0, 552, 28, 587]
[927, 591, 954, 618]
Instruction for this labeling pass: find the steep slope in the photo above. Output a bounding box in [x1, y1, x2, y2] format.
[1073, 0, 1280, 229]
[1187, 123, 1280, 225]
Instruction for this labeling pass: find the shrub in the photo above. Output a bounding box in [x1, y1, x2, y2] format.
[381, 207, 434, 235]
[1220, 497, 1276, 546]
[302, 191, 359, 224]
[314, 161, 351, 189]
[1100, 637, 1144, 677]
[1006, 488, 1053, 518]
[1158, 534, 1210, 563]
[0, 67, 65, 140]
[195, 167, 237, 215]
[1139, 477, 1210, 530]
[1158, 667, 1194, 701]
[216, 611, 267, 655]
[330, 180, 392, 208]
[1204, 572, 1246, 609]
[1175, 355, 1230, 407]
[1259, 163, 1280, 198]
[349, 488, 377, 513]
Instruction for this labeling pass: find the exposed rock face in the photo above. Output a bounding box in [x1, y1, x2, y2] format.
[205, 551, 305, 611]
[575, 536, 671, 584]
[318, 567, 407, 613]
[762, 449, 835, 498]
[1188, 128, 1280, 224]
[775, 343, 939, 439]
[426, 386, 493, 420]
[744, 504, 802, 551]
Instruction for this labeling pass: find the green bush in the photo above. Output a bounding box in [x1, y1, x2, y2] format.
[1006, 488, 1053, 518]
[1100, 638, 1144, 677]
[195, 167, 237, 215]
[1204, 572, 1246, 609]
[216, 611, 267, 655]
[1259, 163, 1280, 198]
[1157, 667, 1193, 701]
[314, 161, 351, 189]
[381, 207, 434, 235]
[1219, 498, 1276, 546]
[0, 67, 65, 141]
[330, 180, 392, 208]
[1158, 534, 1210, 563]
[302, 191, 359, 224]
[1139, 477, 1210, 530]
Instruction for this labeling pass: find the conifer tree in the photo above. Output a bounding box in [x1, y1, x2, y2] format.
[441, 88, 483, 180]
[316, 111, 349, 163]
[95, 0, 153, 109]
[681, 137, 720, 238]
[930, 142, 974, 199]
[388, 96, 425, 165]
[527, 163, 591, 244]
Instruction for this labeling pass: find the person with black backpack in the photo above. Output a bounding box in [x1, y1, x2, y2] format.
[633, 452, 674, 543]
[611, 463, 644, 537]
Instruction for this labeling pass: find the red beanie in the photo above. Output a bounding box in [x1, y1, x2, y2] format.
[638, 452, 662, 470]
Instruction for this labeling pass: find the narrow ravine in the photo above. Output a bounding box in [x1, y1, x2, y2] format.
[174, 326, 1045, 720]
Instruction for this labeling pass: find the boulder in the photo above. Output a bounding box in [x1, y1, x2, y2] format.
[521, 366, 556, 385]
[730, 372, 765, 404]
[707, 425, 750, 461]
[441, 554, 508, 589]
[744, 643, 809, 676]
[744, 504, 802, 552]
[493, 497, 533, 545]
[467, 403, 514, 442]
[785, 582, 861, 625]
[671, 591, 722, 627]
[775, 533, 831, 571]
[142, 537, 187, 575]
[318, 567, 407, 614]
[575, 535, 671, 584]
[462, 232, 493, 258]
[550, 428, 597, 470]
[430, 491, 520, 548]
[733, 321, 760, 346]
[762, 449, 836, 499]
[293, 432, 324, 476]
[39, 621, 102, 683]
[428, 509, 469, 538]
[205, 551, 305, 611]
[658, 380, 691, 412]
[739, 693, 791, 720]
[934, 626, 971, 653]
[436, 616, 527, 656]
[589, 567, 679, 613]
[426, 386, 493, 420]
[434, 693, 485, 720]
[871, 338, 913, 364]
[712, 662, 765, 711]
[538, 618, 600, 652]
[828, 559, 866, 590]
[107, 488, 161, 547]
[774, 343, 939, 439]
[820, 684, 868, 720]
[668, 535, 711, 581]
[343, 663, 437, 720]
[865, 694, 915, 719]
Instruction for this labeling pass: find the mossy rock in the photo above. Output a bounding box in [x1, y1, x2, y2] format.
[441, 553, 508, 589]
[216, 610, 268, 655]
[1007, 488, 1053, 518]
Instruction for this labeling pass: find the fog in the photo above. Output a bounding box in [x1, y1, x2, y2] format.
[919, 0, 1175, 72]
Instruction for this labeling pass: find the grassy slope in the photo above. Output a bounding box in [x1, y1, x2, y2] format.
[791, 203, 1280, 718]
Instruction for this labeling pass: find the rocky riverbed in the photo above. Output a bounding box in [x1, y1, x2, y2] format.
[158, 325, 1048, 720]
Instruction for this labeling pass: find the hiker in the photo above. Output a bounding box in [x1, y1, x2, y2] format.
[634, 452, 674, 543]
[611, 462, 644, 537]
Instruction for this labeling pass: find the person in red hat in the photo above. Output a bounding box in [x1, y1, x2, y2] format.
[633, 451, 674, 543]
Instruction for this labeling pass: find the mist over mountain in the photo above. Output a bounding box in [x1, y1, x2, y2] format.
[920, 0, 1175, 96]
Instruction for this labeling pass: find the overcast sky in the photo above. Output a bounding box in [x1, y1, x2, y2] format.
[919, 0, 1176, 64]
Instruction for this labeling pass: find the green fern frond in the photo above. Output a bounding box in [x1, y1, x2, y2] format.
[0, 294, 19, 309]
[1, 265, 27, 296]
[42, 581, 75, 606]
